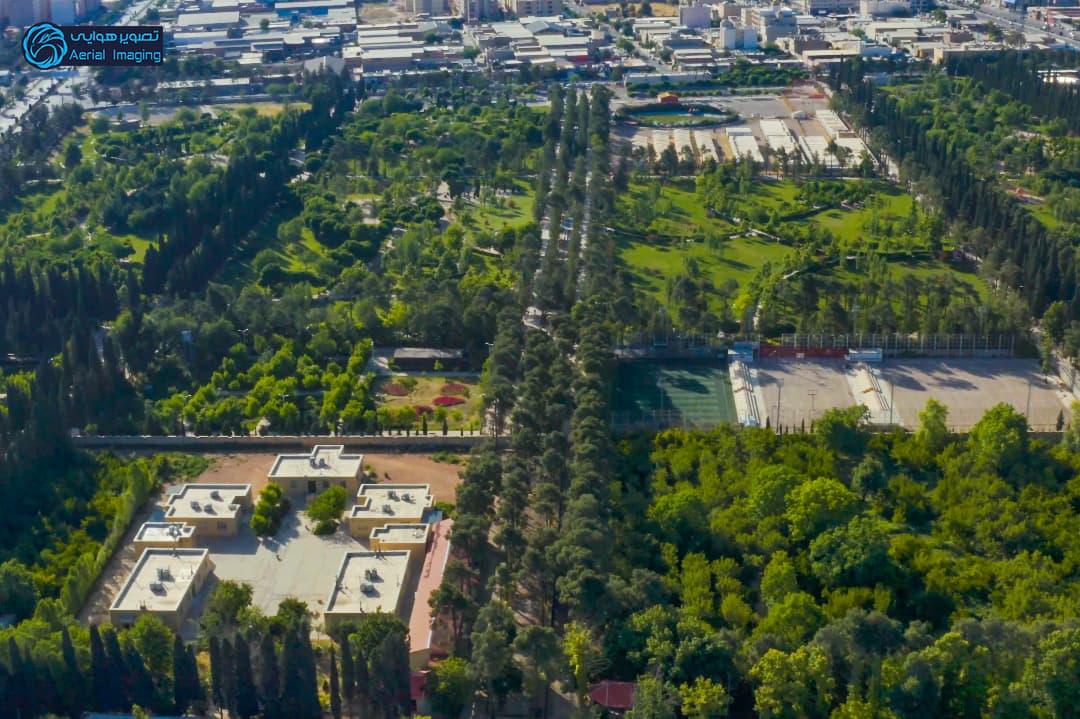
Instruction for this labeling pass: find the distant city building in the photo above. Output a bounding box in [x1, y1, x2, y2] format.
[679, 0, 712, 29]
[50, 0, 76, 24]
[503, 0, 563, 17]
[712, 20, 759, 49]
[77, 0, 102, 18]
[753, 6, 798, 42]
[796, 0, 860, 13]
[860, 0, 916, 16]
[405, 0, 451, 15]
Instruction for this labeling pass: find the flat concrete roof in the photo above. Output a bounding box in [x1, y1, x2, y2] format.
[135, 522, 195, 543]
[166, 484, 250, 522]
[176, 11, 241, 26]
[110, 549, 210, 614]
[268, 445, 363, 480]
[352, 484, 433, 521]
[326, 550, 411, 616]
[371, 523, 430, 546]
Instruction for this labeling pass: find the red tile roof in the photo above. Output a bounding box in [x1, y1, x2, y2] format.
[589, 681, 636, 710]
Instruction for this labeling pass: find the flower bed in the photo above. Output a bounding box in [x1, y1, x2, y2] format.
[434, 395, 466, 407]
[440, 382, 469, 395]
[383, 383, 409, 396]
[413, 405, 434, 416]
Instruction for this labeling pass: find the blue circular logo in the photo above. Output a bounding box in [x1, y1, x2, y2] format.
[22, 23, 68, 70]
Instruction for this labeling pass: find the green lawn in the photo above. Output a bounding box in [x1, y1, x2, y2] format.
[463, 187, 535, 237]
[805, 184, 910, 243]
[621, 234, 794, 298]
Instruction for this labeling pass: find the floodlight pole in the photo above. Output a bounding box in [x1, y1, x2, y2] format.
[775, 379, 783, 432]
[808, 389, 817, 421]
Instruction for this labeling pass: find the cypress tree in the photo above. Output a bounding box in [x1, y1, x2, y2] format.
[208, 635, 225, 712]
[330, 646, 342, 719]
[7, 638, 37, 719]
[102, 627, 128, 711]
[340, 636, 356, 716]
[280, 625, 307, 719]
[235, 634, 260, 719]
[221, 637, 238, 716]
[185, 646, 205, 705]
[125, 646, 155, 712]
[355, 648, 371, 718]
[61, 625, 85, 718]
[442, 417, 449, 435]
[297, 626, 321, 719]
[90, 624, 111, 711]
[421, 414, 428, 435]
[173, 635, 203, 715]
[258, 633, 280, 719]
[172, 635, 190, 714]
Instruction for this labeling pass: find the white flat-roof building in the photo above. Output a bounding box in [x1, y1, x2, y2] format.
[348, 484, 433, 537]
[165, 484, 252, 536]
[109, 548, 213, 631]
[324, 550, 413, 629]
[268, 445, 365, 498]
[175, 10, 241, 29]
[370, 523, 431, 553]
[134, 522, 196, 549]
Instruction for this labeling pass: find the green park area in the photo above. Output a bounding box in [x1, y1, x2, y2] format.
[614, 178, 987, 320]
[373, 375, 484, 431]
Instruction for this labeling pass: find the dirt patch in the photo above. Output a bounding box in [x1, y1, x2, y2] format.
[362, 453, 464, 503]
[190, 453, 276, 494]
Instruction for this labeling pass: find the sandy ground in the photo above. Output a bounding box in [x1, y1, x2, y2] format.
[191, 453, 276, 494]
[362, 453, 465, 503]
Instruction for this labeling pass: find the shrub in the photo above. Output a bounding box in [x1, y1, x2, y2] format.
[313, 519, 338, 535]
[308, 485, 349, 523]
[383, 383, 408, 396]
[434, 395, 466, 407]
[252, 482, 289, 536]
[413, 405, 434, 416]
[440, 382, 469, 395]
[399, 376, 419, 391]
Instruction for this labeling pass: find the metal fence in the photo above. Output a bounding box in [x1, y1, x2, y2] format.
[776, 333, 1019, 358]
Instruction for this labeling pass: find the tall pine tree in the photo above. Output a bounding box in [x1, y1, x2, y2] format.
[330, 646, 342, 719]
[235, 634, 259, 719]
[102, 627, 128, 712]
[258, 633, 280, 719]
[124, 646, 156, 712]
[341, 636, 356, 718]
[90, 624, 112, 711]
[220, 637, 238, 716]
[61, 625, 85, 718]
[208, 635, 225, 712]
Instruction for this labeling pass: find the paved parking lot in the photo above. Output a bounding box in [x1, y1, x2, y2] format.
[179, 509, 369, 639]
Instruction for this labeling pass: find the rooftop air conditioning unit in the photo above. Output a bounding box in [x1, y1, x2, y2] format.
[369, 568, 379, 580]
[157, 567, 171, 581]
[382, 504, 393, 514]
[204, 505, 215, 514]
[388, 490, 398, 500]
[191, 501, 201, 511]
[363, 569, 372, 580]
[150, 582, 165, 594]
[403, 493, 412, 502]
[360, 582, 374, 594]
[210, 490, 222, 500]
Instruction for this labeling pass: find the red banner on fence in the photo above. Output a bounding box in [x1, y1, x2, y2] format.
[759, 346, 848, 359]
